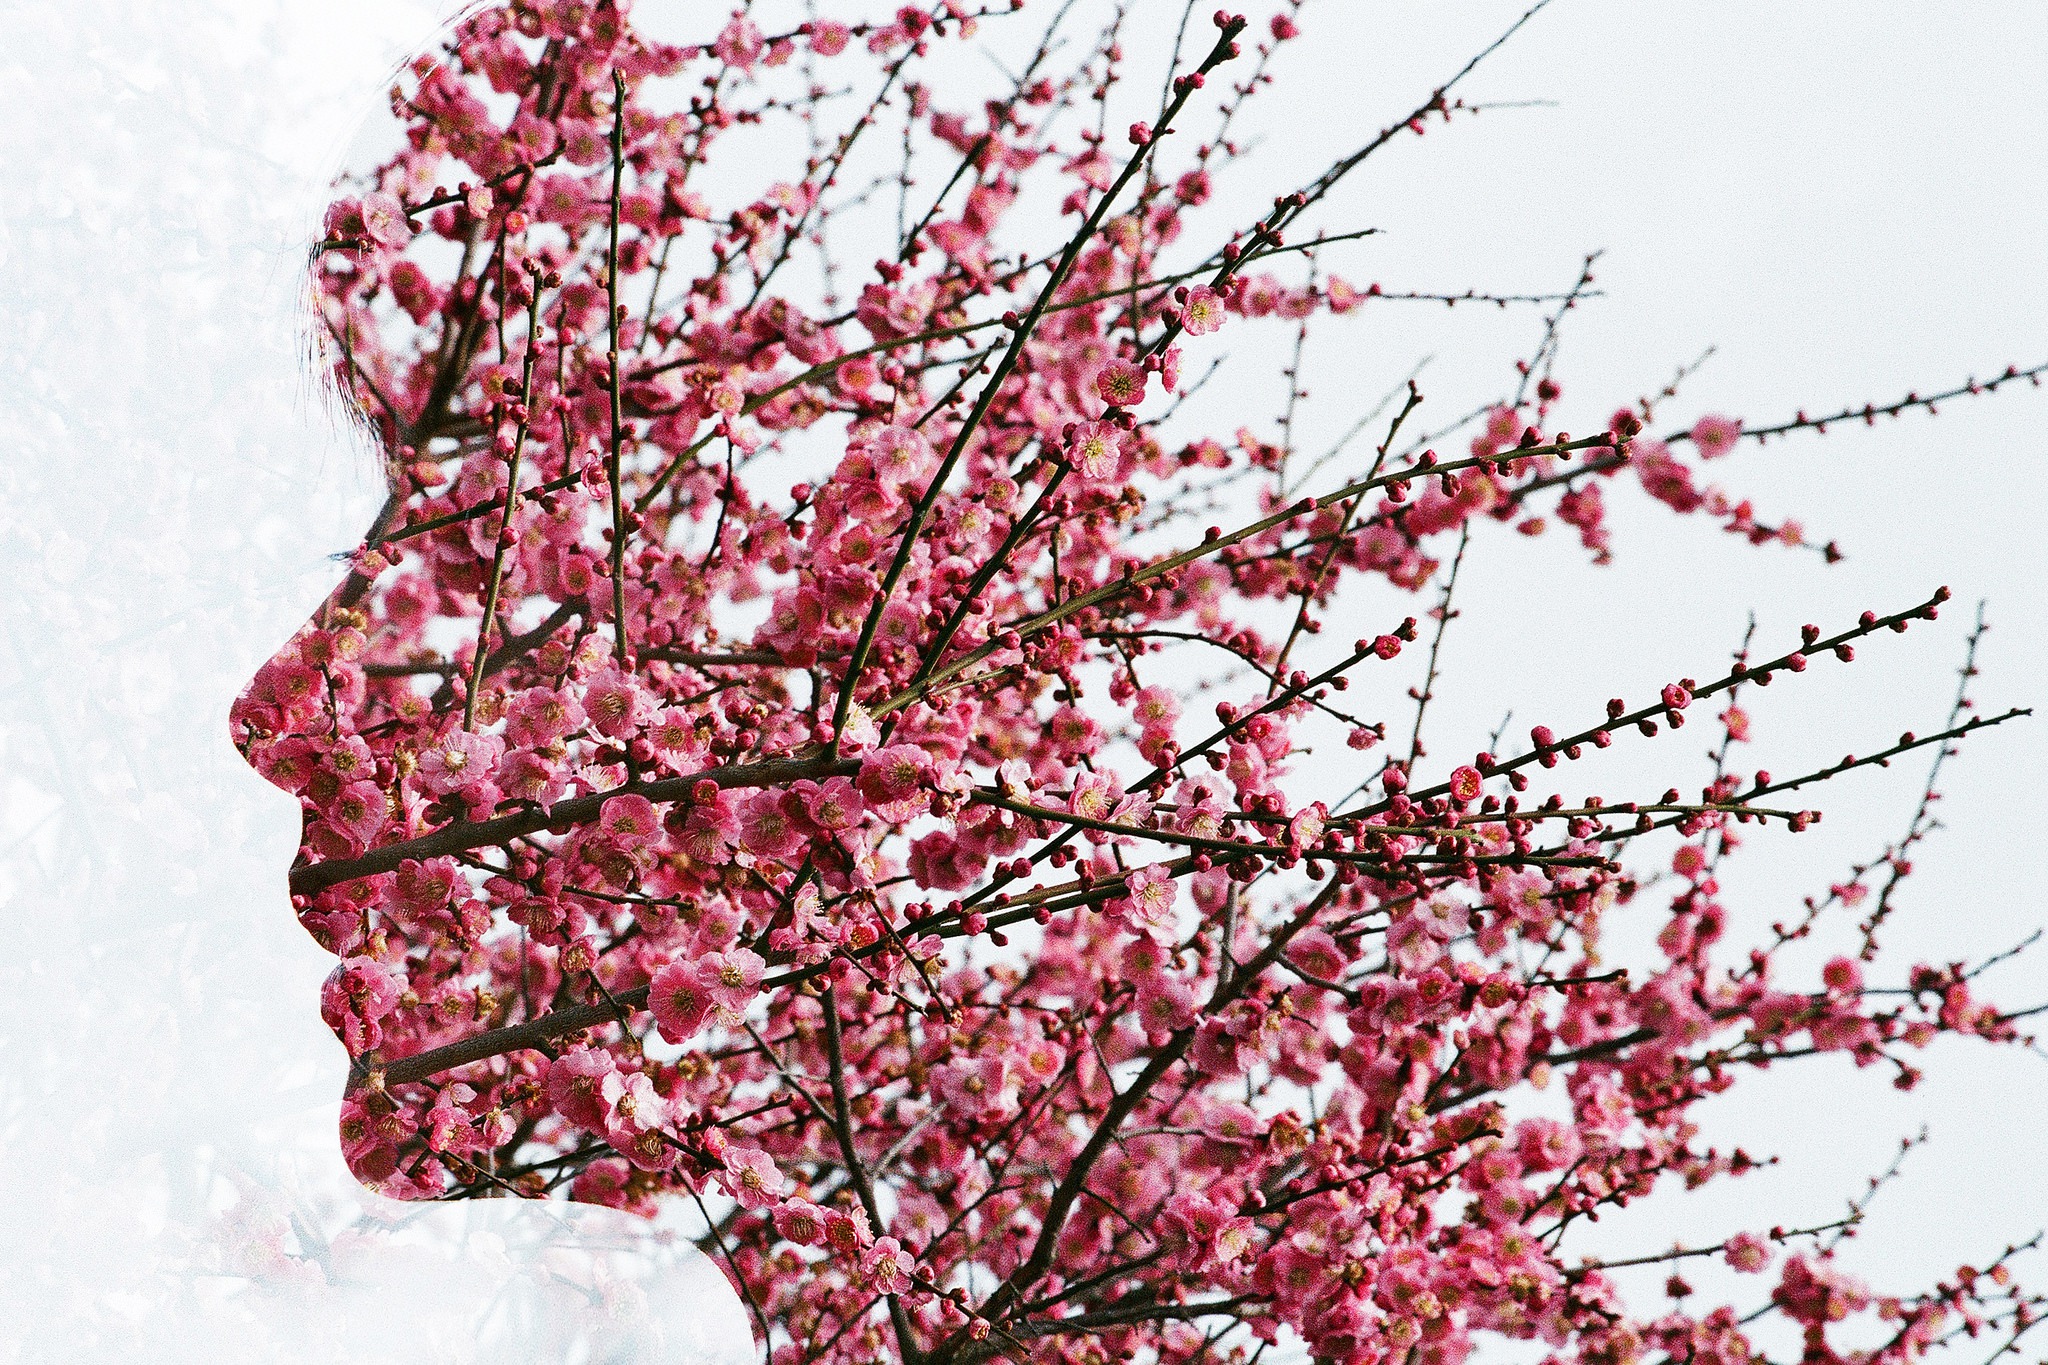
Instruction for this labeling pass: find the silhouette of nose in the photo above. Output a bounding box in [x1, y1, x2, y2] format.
[230, 488, 409, 795]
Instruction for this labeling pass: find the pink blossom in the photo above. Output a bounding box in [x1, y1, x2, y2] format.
[774, 1199, 829, 1245]
[800, 776, 865, 832]
[1064, 773, 1139, 843]
[721, 1146, 786, 1210]
[1131, 686, 1180, 730]
[1066, 420, 1133, 485]
[604, 1070, 679, 1173]
[582, 667, 647, 740]
[1095, 359, 1148, 408]
[858, 745, 933, 821]
[823, 1206, 872, 1258]
[1112, 863, 1179, 941]
[1725, 1231, 1773, 1274]
[1387, 912, 1444, 973]
[867, 423, 936, 488]
[414, 729, 502, 796]
[331, 780, 387, 846]
[908, 829, 983, 891]
[510, 751, 575, 813]
[1181, 286, 1226, 335]
[861, 1236, 914, 1295]
[599, 793, 660, 849]
[712, 15, 765, 70]
[648, 961, 713, 1044]
[933, 1054, 1012, 1117]
[359, 192, 412, 248]
[806, 19, 850, 55]
[506, 687, 585, 748]
[699, 947, 765, 1015]
[1692, 413, 1744, 459]
[1636, 440, 1707, 513]
[739, 788, 805, 859]
[320, 956, 403, 1053]
[546, 1046, 617, 1130]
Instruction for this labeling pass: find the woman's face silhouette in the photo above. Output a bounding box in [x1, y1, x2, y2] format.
[230, 2, 746, 1204]
[229, 1, 934, 1212]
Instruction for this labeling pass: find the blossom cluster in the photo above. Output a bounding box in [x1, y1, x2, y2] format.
[236, 4, 2042, 1365]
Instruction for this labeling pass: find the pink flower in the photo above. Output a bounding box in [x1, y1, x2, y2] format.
[320, 956, 403, 1053]
[599, 793, 660, 849]
[824, 1206, 873, 1257]
[1160, 1191, 1230, 1271]
[1066, 420, 1133, 485]
[908, 829, 984, 891]
[800, 776, 865, 832]
[774, 1199, 828, 1245]
[867, 423, 936, 488]
[649, 961, 714, 1044]
[699, 947, 765, 1015]
[606, 1121, 679, 1178]
[645, 708, 706, 763]
[330, 780, 387, 846]
[721, 1147, 786, 1210]
[359, 192, 412, 248]
[1066, 770, 1124, 824]
[569, 1159, 643, 1215]
[1692, 413, 1744, 459]
[1181, 286, 1226, 335]
[739, 788, 805, 859]
[547, 1046, 617, 1131]
[712, 15, 765, 70]
[1387, 912, 1444, 974]
[859, 744, 933, 821]
[1134, 971, 1197, 1039]
[933, 1054, 1011, 1117]
[1131, 686, 1180, 730]
[424, 1083, 485, 1155]
[1725, 1231, 1773, 1274]
[582, 666, 648, 739]
[506, 687, 585, 748]
[414, 729, 502, 796]
[604, 1068, 666, 1127]
[1636, 440, 1706, 513]
[861, 1236, 915, 1295]
[498, 749, 567, 810]
[807, 19, 851, 55]
[1513, 1117, 1582, 1172]
[1094, 359, 1148, 408]
[1112, 864, 1179, 942]
[761, 588, 827, 664]
[1774, 1255, 1870, 1326]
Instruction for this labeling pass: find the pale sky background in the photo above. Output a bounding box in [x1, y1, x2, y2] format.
[2, 1, 2044, 1359]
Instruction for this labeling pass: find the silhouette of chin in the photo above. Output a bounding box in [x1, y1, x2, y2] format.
[210, 1172, 757, 1364]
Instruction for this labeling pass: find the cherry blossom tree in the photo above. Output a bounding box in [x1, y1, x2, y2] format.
[235, 3, 2048, 1363]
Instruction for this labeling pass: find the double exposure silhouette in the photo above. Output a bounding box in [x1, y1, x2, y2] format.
[224, 4, 2048, 1365]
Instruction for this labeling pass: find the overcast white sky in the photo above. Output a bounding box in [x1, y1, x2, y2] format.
[3, 0, 2044, 1357]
